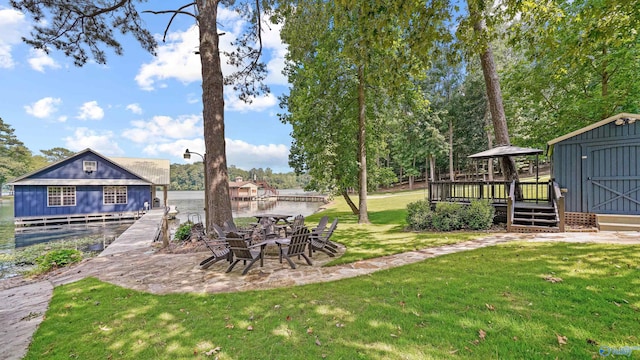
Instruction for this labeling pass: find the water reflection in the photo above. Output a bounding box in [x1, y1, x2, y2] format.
[159, 190, 324, 224]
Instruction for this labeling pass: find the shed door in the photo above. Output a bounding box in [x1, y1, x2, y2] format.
[586, 143, 640, 214]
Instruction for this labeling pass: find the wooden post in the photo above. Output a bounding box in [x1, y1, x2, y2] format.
[558, 195, 565, 232]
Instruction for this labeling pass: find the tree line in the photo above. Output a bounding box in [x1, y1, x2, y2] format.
[170, 163, 310, 191]
[0, 117, 308, 192]
[9, 0, 639, 229]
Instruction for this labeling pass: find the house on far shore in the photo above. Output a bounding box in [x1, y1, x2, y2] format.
[8, 148, 170, 227]
[228, 177, 258, 200]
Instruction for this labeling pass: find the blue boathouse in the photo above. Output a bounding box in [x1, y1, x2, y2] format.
[8, 148, 170, 227]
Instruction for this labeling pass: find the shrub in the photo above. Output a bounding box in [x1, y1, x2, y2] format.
[462, 200, 495, 230]
[432, 202, 463, 231]
[34, 249, 82, 274]
[406, 200, 433, 231]
[174, 221, 194, 241]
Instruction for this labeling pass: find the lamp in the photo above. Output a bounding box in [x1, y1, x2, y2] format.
[183, 148, 208, 231]
[615, 117, 637, 126]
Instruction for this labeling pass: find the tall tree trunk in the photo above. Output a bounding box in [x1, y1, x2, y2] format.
[198, 0, 233, 233]
[448, 118, 454, 181]
[484, 106, 494, 181]
[469, 2, 519, 183]
[357, 65, 370, 223]
[342, 189, 359, 215]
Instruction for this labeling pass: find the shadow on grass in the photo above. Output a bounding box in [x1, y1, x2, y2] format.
[26, 242, 640, 359]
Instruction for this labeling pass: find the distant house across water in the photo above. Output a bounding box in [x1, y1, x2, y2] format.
[8, 148, 170, 227]
[228, 177, 259, 200]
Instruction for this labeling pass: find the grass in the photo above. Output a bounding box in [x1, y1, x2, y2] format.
[25, 242, 640, 359]
[285, 190, 485, 265]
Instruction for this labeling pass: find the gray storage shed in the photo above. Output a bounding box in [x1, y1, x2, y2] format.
[547, 113, 640, 214]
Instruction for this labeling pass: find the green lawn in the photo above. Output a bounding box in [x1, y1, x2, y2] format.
[26, 242, 640, 359]
[288, 190, 486, 265]
[24, 190, 640, 359]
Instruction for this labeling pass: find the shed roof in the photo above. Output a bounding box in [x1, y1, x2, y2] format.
[467, 145, 543, 159]
[547, 112, 640, 146]
[109, 157, 170, 186]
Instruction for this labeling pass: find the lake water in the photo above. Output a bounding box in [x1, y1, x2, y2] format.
[0, 189, 324, 251]
[0, 190, 324, 279]
[160, 189, 325, 224]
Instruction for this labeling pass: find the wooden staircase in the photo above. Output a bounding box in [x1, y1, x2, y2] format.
[509, 202, 561, 233]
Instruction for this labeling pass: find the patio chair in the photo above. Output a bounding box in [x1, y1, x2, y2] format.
[198, 223, 233, 269]
[284, 214, 305, 237]
[310, 216, 329, 237]
[309, 218, 338, 257]
[199, 237, 232, 269]
[276, 226, 312, 269]
[225, 232, 266, 275]
[257, 217, 280, 241]
[222, 220, 252, 241]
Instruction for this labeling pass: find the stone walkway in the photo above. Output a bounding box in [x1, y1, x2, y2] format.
[1, 214, 639, 359]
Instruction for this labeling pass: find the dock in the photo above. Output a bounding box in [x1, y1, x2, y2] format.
[231, 194, 328, 202]
[100, 209, 165, 257]
[14, 211, 143, 231]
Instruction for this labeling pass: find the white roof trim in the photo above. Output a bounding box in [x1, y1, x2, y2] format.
[547, 112, 640, 146]
[8, 179, 152, 186]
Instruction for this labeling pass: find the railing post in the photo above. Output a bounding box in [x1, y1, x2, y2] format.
[558, 196, 565, 232]
[507, 195, 513, 232]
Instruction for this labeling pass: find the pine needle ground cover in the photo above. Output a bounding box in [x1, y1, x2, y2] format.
[26, 242, 640, 359]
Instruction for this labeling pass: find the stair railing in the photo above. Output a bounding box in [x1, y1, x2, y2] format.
[507, 180, 516, 232]
[551, 181, 565, 232]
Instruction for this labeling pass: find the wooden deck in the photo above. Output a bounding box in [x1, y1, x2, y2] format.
[100, 209, 165, 257]
[429, 180, 566, 233]
[14, 211, 143, 230]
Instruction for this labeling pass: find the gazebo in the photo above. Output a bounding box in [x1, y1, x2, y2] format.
[428, 145, 565, 233]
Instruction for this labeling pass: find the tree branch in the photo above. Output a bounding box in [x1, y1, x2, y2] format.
[143, 3, 197, 42]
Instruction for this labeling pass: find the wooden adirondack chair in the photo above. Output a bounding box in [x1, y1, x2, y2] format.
[277, 226, 312, 269]
[309, 218, 338, 257]
[198, 223, 233, 269]
[284, 214, 305, 237]
[225, 232, 266, 275]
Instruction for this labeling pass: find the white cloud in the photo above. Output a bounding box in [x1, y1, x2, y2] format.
[77, 101, 104, 120]
[121, 114, 202, 144]
[24, 97, 62, 118]
[143, 139, 204, 160]
[57, 115, 68, 123]
[0, 8, 28, 69]
[28, 48, 60, 72]
[226, 92, 278, 113]
[135, 9, 288, 90]
[262, 19, 288, 85]
[126, 103, 143, 115]
[225, 138, 289, 171]
[63, 127, 124, 155]
[186, 93, 200, 104]
[134, 24, 204, 91]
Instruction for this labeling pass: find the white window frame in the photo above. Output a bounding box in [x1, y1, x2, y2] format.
[83, 160, 97, 173]
[103, 186, 128, 205]
[47, 186, 76, 207]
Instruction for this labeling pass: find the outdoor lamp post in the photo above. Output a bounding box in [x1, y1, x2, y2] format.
[184, 149, 208, 229]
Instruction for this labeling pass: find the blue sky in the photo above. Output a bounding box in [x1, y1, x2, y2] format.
[0, 2, 293, 172]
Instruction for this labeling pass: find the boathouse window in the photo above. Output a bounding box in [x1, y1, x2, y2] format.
[103, 186, 128, 204]
[47, 186, 76, 207]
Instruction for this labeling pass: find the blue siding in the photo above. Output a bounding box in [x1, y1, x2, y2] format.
[13, 185, 151, 217]
[30, 152, 141, 180]
[553, 119, 640, 214]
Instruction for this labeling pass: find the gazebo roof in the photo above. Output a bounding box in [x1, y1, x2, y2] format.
[467, 145, 543, 159]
